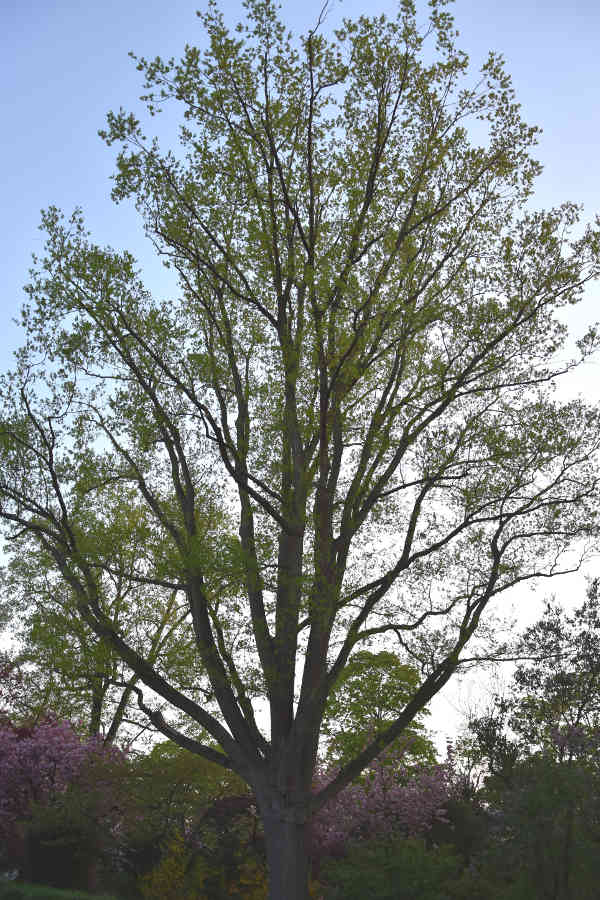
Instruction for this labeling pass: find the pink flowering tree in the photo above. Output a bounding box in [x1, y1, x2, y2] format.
[307, 734, 455, 880]
[0, 714, 125, 888]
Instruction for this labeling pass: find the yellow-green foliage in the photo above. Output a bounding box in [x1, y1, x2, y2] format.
[309, 878, 325, 899]
[188, 855, 323, 899]
[138, 830, 325, 900]
[138, 831, 196, 900]
[213, 855, 266, 899]
[225, 855, 267, 900]
[139, 830, 264, 900]
[185, 848, 266, 899]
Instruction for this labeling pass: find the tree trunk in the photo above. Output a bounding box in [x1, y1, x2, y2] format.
[84, 854, 100, 894]
[559, 801, 575, 900]
[261, 805, 311, 900]
[10, 822, 32, 882]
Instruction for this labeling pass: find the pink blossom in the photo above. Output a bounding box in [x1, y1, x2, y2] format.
[308, 737, 455, 866]
[0, 714, 122, 837]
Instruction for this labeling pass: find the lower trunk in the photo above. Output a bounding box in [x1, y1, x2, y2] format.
[261, 806, 311, 900]
[10, 822, 31, 882]
[84, 855, 100, 894]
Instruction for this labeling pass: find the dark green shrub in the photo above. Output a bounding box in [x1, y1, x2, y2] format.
[0, 885, 22, 900]
[472, 755, 600, 900]
[427, 797, 490, 864]
[115, 741, 250, 882]
[319, 836, 463, 900]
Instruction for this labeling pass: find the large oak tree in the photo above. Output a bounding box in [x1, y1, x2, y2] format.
[1, 0, 599, 895]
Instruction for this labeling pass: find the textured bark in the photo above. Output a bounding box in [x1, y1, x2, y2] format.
[262, 808, 311, 900]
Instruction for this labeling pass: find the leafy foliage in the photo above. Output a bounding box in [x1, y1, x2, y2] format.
[138, 831, 196, 900]
[110, 740, 250, 882]
[454, 582, 600, 898]
[0, 486, 235, 745]
[319, 836, 463, 900]
[320, 650, 436, 777]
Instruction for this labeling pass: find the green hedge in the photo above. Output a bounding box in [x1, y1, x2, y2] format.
[318, 836, 464, 900]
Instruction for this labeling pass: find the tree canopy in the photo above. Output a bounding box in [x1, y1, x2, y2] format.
[1, 0, 599, 895]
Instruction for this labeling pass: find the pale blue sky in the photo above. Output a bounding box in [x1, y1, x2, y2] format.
[2, 0, 599, 745]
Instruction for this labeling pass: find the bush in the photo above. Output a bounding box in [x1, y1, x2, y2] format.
[115, 741, 250, 882]
[138, 831, 196, 900]
[318, 836, 463, 900]
[138, 828, 270, 900]
[427, 797, 491, 864]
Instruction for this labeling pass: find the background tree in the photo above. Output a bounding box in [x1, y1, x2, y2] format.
[0, 714, 125, 890]
[0, 483, 239, 745]
[320, 649, 436, 778]
[509, 578, 600, 758]
[455, 583, 600, 899]
[466, 579, 600, 778]
[0, 0, 599, 897]
[114, 739, 253, 894]
[463, 710, 600, 900]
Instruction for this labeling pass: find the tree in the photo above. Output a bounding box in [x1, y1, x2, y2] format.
[465, 706, 600, 900]
[466, 579, 600, 781]
[0, 650, 29, 718]
[320, 649, 436, 777]
[112, 739, 253, 893]
[308, 750, 454, 882]
[0, 714, 125, 888]
[458, 584, 600, 899]
[510, 578, 600, 760]
[0, 0, 599, 896]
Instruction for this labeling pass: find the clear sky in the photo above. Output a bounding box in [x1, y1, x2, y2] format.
[2, 0, 600, 748]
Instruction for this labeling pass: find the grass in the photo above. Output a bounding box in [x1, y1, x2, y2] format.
[0, 880, 119, 900]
